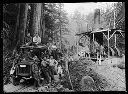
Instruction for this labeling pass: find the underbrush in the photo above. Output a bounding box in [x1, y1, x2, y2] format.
[68, 59, 110, 91]
[61, 68, 72, 90]
[3, 58, 13, 85]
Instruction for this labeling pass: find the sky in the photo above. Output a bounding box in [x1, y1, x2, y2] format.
[63, 2, 116, 16]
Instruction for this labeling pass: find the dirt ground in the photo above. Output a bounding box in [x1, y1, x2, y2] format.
[4, 75, 60, 92]
[69, 54, 126, 91]
[88, 57, 126, 91]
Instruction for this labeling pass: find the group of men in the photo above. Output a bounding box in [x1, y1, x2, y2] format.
[31, 51, 63, 87]
[24, 33, 64, 86]
[25, 33, 41, 46]
[41, 56, 58, 83]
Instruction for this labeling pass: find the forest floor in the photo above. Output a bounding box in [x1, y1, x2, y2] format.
[89, 59, 126, 91]
[4, 75, 74, 92]
[68, 55, 126, 91]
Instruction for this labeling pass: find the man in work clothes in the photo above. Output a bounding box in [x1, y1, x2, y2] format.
[49, 56, 58, 74]
[47, 56, 58, 83]
[41, 57, 50, 84]
[32, 58, 41, 88]
[25, 33, 32, 46]
[33, 33, 41, 45]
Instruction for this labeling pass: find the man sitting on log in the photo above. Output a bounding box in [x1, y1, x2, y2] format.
[33, 33, 41, 45]
[25, 33, 32, 46]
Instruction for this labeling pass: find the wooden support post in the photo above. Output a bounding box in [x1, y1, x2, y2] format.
[99, 54, 101, 65]
[97, 52, 98, 62]
[115, 34, 116, 48]
[93, 33, 94, 42]
[109, 30, 116, 40]
[108, 30, 110, 58]
[102, 32, 108, 40]
[93, 33, 94, 52]
[77, 37, 78, 54]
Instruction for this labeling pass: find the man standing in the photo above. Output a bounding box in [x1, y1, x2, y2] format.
[49, 56, 58, 75]
[41, 57, 50, 84]
[32, 60, 41, 88]
[45, 56, 58, 83]
[33, 33, 41, 45]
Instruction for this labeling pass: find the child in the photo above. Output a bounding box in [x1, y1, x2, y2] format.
[57, 64, 63, 80]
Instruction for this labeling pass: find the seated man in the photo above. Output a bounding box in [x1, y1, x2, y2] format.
[33, 56, 39, 61]
[33, 33, 41, 45]
[25, 33, 32, 46]
[33, 55, 40, 66]
[23, 49, 35, 60]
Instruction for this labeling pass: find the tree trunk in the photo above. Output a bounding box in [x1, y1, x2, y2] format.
[41, 3, 45, 43]
[18, 3, 28, 45]
[28, 4, 34, 37]
[13, 3, 20, 48]
[31, 3, 42, 38]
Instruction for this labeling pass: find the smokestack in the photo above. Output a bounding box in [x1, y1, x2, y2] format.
[94, 9, 103, 46]
[94, 9, 100, 30]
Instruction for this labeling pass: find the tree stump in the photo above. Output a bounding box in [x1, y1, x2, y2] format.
[80, 76, 95, 91]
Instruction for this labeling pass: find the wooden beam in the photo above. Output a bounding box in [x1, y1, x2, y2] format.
[102, 32, 108, 40]
[109, 30, 117, 40]
[97, 52, 98, 62]
[119, 31, 125, 38]
[115, 16, 125, 27]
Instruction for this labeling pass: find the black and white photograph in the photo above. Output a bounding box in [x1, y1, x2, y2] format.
[3, 2, 125, 92]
